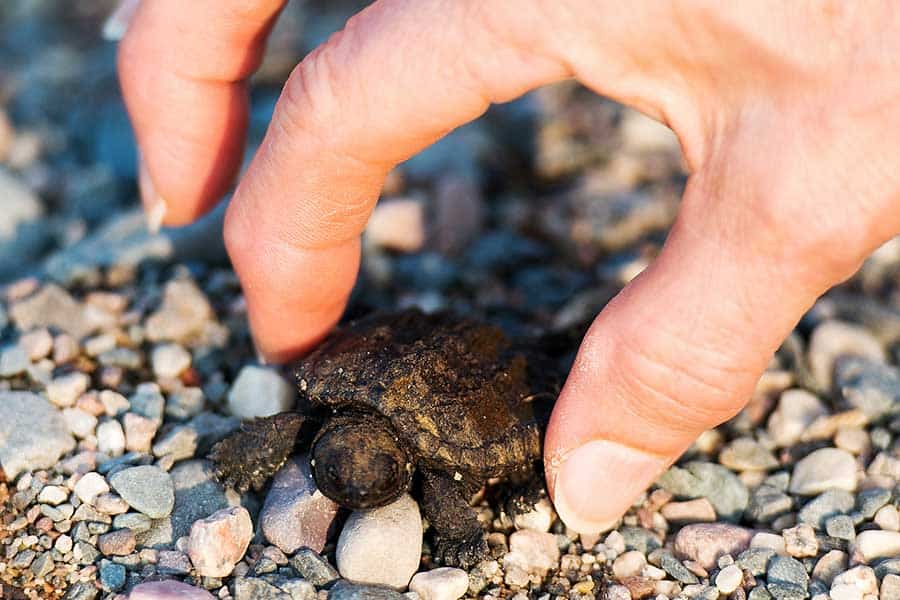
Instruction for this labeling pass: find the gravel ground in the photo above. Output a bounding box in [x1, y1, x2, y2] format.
[1, 2, 899, 600]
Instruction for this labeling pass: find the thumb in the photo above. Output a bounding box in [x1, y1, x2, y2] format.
[544, 146, 891, 534]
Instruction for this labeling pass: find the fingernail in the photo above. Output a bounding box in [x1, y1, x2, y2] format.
[138, 156, 167, 233]
[102, 0, 141, 41]
[552, 439, 669, 534]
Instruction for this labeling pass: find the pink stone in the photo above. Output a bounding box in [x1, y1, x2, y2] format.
[187, 506, 252, 577]
[128, 580, 215, 599]
[674, 523, 753, 569]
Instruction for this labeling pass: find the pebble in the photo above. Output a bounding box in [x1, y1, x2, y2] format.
[767, 555, 809, 590]
[157, 549, 192, 574]
[737, 547, 776, 576]
[851, 530, 900, 563]
[824, 515, 856, 540]
[0, 391, 76, 479]
[289, 547, 340, 586]
[37, 485, 69, 505]
[151, 343, 192, 379]
[167, 459, 238, 540]
[874, 504, 900, 531]
[881, 574, 900, 600]
[0, 344, 29, 376]
[365, 197, 426, 252]
[789, 448, 858, 495]
[63, 407, 99, 438]
[658, 550, 699, 583]
[830, 583, 863, 600]
[99, 560, 126, 592]
[657, 462, 749, 521]
[408, 567, 470, 600]
[660, 498, 717, 523]
[97, 529, 135, 556]
[94, 493, 130, 515]
[187, 506, 253, 577]
[674, 523, 753, 569]
[74, 471, 110, 504]
[613, 550, 648, 578]
[130, 383, 166, 423]
[513, 497, 555, 532]
[768, 389, 829, 447]
[719, 437, 779, 471]
[144, 278, 215, 345]
[832, 566, 878, 595]
[797, 490, 856, 529]
[811, 550, 847, 585]
[808, 320, 886, 390]
[113, 512, 152, 533]
[45, 371, 91, 408]
[504, 528, 562, 578]
[109, 465, 175, 518]
[19, 328, 53, 360]
[227, 365, 295, 418]
[327, 581, 407, 600]
[97, 419, 127, 456]
[836, 358, 900, 421]
[336, 494, 423, 589]
[151, 425, 197, 461]
[99, 389, 130, 416]
[259, 455, 339, 553]
[123, 412, 158, 453]
[9, 284, 96, 339]
[834, 427, 869, 455]
[128, 580, 216, 600]
[715, 564, 743, 594]
[783, 524, 818, 557]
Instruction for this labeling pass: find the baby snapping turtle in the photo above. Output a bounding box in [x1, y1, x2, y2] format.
[210, 309, 557, 567]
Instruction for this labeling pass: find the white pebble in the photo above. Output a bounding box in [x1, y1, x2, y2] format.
[789, 448, 858, 495]
[830, 584, 863, 600]
[97, 420, 126, 456]
[768, 389, 828, 447]
[851, 530, 900, 563]
[227, 365, 295, 419]
[45, 372, 90, 408]
[151, 343, 192, 379]
[74, 472, 110, 505]
[715, 564, 743, 594]
[613, 550, 647, 579]
[19, 328, 53, 361]
[807, 320, 885, 390]
[37, 485, 69, 505]
[365, 197, 426, 252]
[513, 497, 554, 532]
[62, 407, 98, 439]
[874, 505, 899, 531]
[188, 506, 253, 577]
[409, 567, 469, 600]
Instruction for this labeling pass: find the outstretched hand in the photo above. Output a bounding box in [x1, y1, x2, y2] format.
[117, 0, 900, 533]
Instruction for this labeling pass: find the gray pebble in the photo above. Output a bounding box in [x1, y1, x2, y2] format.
[737, 547, 776, 576]
[824, 515, 855, 540]
[836, 357, 900, 421]
[767, 555, 809, 589]
[74, 540, 100, 565]
[749, 587, 774, 600]
[797, 490, 855, 529]
[151, 425, 198, 461]
[113, 512, 152, 533]
[856, 487, 891, 518]
[747, 485, 794, 524]
[0, 391, 76, 479]
[99, 560, 126, 592]
[619, 526, 663, 554]
[656, 461, 749, 521]
[289, 547, 340, 586]
[234, 577, 291, 600]
[658, 550, 698, 584]
[170, 459, 240, 541]
[766, 582, 808, 600]
[130, 383, 165, 424]
[109, 464, 175, 518]
[30, 552, 54, 577]
[328, 581, 407, 600]
[0, 344, 29, 377]
[64, 581, 100, 600]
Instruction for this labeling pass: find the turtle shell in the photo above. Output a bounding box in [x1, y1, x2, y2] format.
[294, 309, 555, 477]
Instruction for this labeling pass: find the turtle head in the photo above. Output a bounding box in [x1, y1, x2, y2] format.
[311, 415, 413, 510]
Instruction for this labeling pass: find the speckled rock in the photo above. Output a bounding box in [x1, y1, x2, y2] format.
[109, 465, 175, 518]
[657, 462, 749, 521]
[807, 320, 886, 390]
[187, 506, 253, 577]
[336, 494, 423, 589]
[260, 455, 339, 554]
[0, 391, 76, 479]
[788, 448, 858, 495]
[674, 523, 754, 569]
[128, 580, 216, 600]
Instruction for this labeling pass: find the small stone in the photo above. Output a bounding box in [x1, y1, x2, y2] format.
[737, 547, 776, 576]
[327, 581, 407, 600]
[789, 448, 858, 495]
[260, 455, 340, 554]
[98, 529, 135, 556]
[123, 412, 158, 453]
[830, 584, 863, 600]
[94, 492, 129, 515]
[112, 512, 152, 533]
[289, 547, 340, 586]
[130, 383, 165, 423]
[660, 498, 717, 523]
[874, 504, 900, 531]
[825, 515, 856, 540]
[227, 365, 295, 418]
[145, 278, 215, 345]
[613, 550, 648, 579]
[109, 465, 175, 518]
[801, 410, 868, 442]
[37, 485, 69, 505]
[836, 358, 900, 421]
[0, 391, 76, 479]
[19, 329, 52, 362]
[716, 564, 744, 594]
[811, 550, 847, 585]
[0, 344, 29, 376]
[783, 524, 818, 558]
[747, 486, 794, 524]
[9, 284, 96, 339]
[129, 581, 215, 600]
[851, 530, 900, 563]
[97, 419, 126, 456]
[656, 462, 749, 521]
[55, 534, 74, 554]
[99, 560, 126, 592]
[657, 550, 699, 584]
[807, 320, 886, 390]
[63, 407, 99, 439]
[834, 428, 870, 455]
[605, 584, 634, 600]
[880, 574, 900, 600]
[768, 389, 829, 448]
[674, 523, 753, 569]
[513, 497, 554, 532]
[74, 472, 110, 504]
[798, 490, 856, 529]
[504, 529, 561, 575]
[767, 555, 809, 591]
[99, 390, 130, 416]
[187, 506, 253, 577]
[336, 494, 423, 589]
[365, 197, 426, 252]
[45, 372, 91, 408]
[233, 577, 290, 600]
[73, 540, 100, 564]
[409, 567, 470, 600]
[151, 425, 197, 461]
[165, 386, 206, 420]
[156, 549, 192, 574]
[832, 566, 878, 596]
[720, 438, 779, 471]
[151, 343, 192, 378]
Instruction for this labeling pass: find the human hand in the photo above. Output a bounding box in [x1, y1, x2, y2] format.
[117, 0, 900, 533]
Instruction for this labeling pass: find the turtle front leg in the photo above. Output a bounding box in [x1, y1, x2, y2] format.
[501, 462, 546, 518]
[209, 412, 307, 493]
[420, 469, 488, 569]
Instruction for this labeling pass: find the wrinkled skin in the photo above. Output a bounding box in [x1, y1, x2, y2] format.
[210, 309, 559, 567]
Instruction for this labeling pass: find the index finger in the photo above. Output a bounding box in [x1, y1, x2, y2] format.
[224, 0, 574, 361]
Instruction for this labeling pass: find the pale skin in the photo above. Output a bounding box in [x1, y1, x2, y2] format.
[118, 0, 900, 533]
